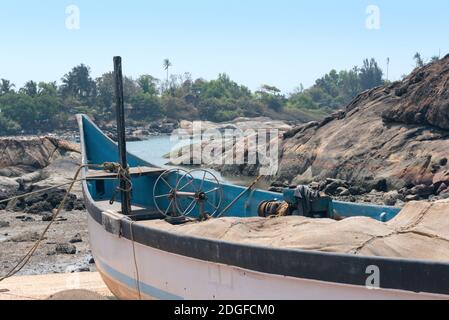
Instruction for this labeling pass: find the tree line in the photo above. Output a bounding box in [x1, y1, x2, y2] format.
[0, 58, 387, 135]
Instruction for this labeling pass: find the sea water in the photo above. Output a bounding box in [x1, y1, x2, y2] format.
[127, 136, 265, 188]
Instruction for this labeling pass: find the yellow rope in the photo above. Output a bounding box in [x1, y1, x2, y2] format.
[0, 164, 87, 282]
[0, 162, 133, 283]
[126, 218, 142, 300]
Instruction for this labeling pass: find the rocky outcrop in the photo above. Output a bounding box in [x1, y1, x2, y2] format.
[382, 57, 449, 130]
[0, 136, 83, 212]
[103, 119, 180, 141]
[277, 55, 449, 193]
[0, 136, 79, 172]
[167, 117, 292, 177]
[178, 117, 293, 135]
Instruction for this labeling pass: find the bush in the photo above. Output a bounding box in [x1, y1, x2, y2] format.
[0, 114, 22, 135]
[162, 96, 198, 120]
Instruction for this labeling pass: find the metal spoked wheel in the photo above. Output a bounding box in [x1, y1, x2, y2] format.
[175, 169, 223, 218]
[153, 168, 190, 217]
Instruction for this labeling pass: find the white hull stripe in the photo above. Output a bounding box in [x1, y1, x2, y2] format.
[96, 259, 184, 300]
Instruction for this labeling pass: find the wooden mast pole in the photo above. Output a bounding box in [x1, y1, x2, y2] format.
[113, 56, 131, 215]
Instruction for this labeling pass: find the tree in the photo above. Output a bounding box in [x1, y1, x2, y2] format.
[414, 52, 425, 68]
[287, 58, 383, 112]
[260, 84, 281, 95]
[20, 81, 38, 97]
[163, 59, 172, 83]
[38, 82, 58, 96]
[130, 92, 163, 119]
[0, 92, 37, 131]
[0, 113, 21, 135]
[137, 75, 158, 95]
[339, 68, 361, 99]
[430, 56, 440, 63]
[34, 92, 64, 129]
[199, 73, 251, 100]
[0, 79, 15, 95]
[60, 64, 97, 105]
[386, 57, 390, 82]
[256, 85, 285, 112]
[96, 72, 139, 116]
[359, 58, 384, 90]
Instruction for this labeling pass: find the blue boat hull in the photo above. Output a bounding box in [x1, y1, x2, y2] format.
[80, 114, 400, 221]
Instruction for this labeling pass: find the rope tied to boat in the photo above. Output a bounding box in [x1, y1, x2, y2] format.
[0, 162, 131, 283]
[123, 217, 142, 300]
[102, 162, 133, 205]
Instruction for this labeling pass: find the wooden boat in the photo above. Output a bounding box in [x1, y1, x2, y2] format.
[77, 113, 449, 300]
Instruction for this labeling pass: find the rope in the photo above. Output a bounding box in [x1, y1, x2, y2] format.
[0, 162, 133, 283]
[126, 218, 142, 300]
[104, 162, 133, 205]
[0, 164, 87, 283]
[0, 179, 84, 205]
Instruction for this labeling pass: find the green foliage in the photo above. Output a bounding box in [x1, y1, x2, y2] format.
[287, 58, 384, 113]
[414, 52, 425, 68]
[61, 64, 97, 105]
[20, 81, 38, 97]
[0, 93, 37, 131]
[359, 58, 384, 90]
[0, 113, 21, 134]
[137, 75, 158, 95]
[256, 85, 285, 112]
[0, 79, 15, 95]
[162, 96, 198, 120]
[197, 74, 251, 100]
[0, 90, 63, 134]
[163, 59, 172, 83]
[96, 72, 139, 117]
[130, 92, 164, 119]
[0, 57, 387, 135]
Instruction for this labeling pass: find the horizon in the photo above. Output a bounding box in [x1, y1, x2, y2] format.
[1, 0, 448, 93]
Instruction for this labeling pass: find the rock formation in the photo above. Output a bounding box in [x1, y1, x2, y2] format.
[0, 136, 79, 172]
[277, 55, 449, 195]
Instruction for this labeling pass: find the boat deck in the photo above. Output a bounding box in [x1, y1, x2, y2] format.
[96, 201, 164, 221]
[86, 166, 165, 180]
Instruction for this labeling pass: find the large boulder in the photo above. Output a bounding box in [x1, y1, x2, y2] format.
[0, 176, 21, 200]
[277, 55, 449, 191]
[0, 136, 79, 170]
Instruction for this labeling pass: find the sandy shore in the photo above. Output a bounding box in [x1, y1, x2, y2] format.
[0, 272, 114, 300]
[0, 207, 93, 276]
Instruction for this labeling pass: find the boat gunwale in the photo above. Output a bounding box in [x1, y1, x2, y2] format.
[77, 114, 449, 297]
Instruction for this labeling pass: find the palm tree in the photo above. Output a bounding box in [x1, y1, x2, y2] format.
[163, 59, 172, 83]
[0, 79, 15, 95]
[386, 57, 390, 82]
[414, 53, 424, 68]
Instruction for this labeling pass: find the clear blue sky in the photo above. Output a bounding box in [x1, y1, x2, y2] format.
[1, 0, 448, 93]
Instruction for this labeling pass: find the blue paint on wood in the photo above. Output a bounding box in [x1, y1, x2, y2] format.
[80, 115, 401, 222]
